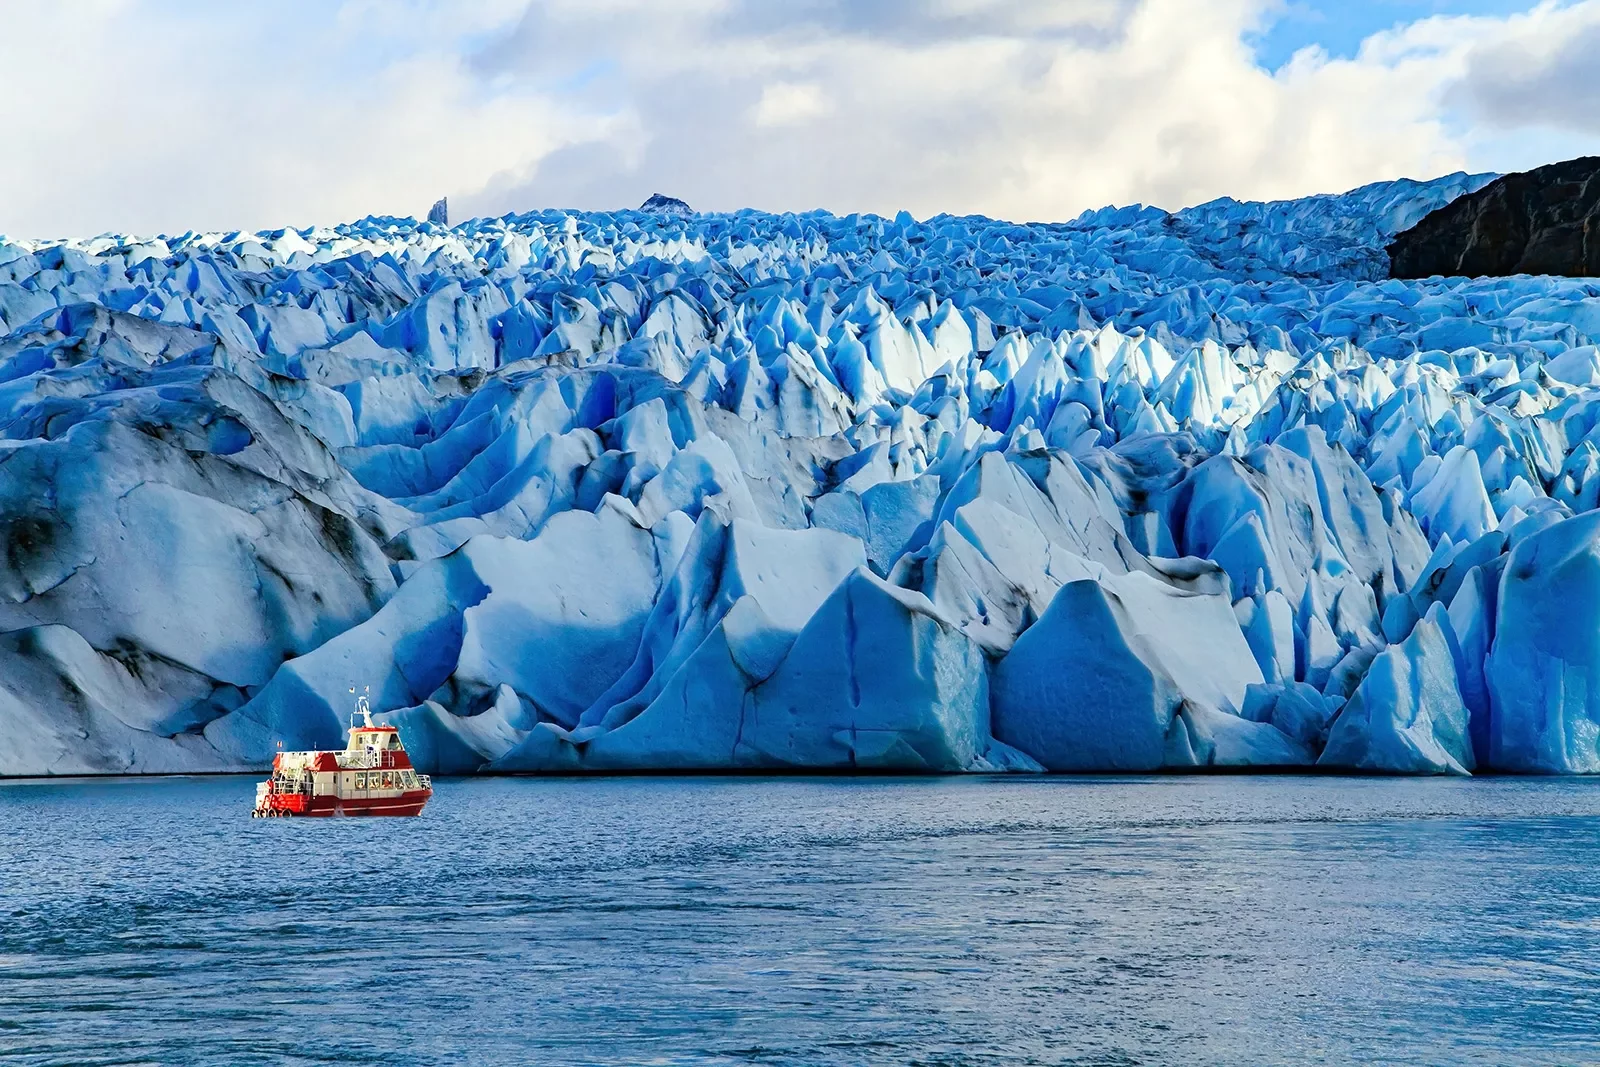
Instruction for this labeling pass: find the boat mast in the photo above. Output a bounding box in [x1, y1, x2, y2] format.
[348, 685, 372, 732]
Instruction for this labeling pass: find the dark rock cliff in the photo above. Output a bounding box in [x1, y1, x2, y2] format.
[1388, 157, 1600, 278]
[640, 193, 693, 215]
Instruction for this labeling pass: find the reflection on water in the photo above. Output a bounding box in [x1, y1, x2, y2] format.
[3, 774, 1599, 1066]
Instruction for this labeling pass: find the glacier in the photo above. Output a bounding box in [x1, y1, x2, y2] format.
[8, 170, 1600, 776]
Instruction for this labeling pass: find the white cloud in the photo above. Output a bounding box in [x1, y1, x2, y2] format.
[0, 1, 588, 237]
[1449, 0, 1600, 135]
[459, 0, 1484, 220]
[2, 0, 1598, 238]
[753, 83, 829, 127]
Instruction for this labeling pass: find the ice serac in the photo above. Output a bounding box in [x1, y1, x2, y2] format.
[11, 164, 1600, 776]
[379, 686, 532, 776]
[0, 625, 239, 775]
[1485, 510, 1600, 773]
[734, 568, 1031, 771]
[205, 503, 661, 765]
[1318, 605, 1473, 775]
[493, 518, 868, 771]
[991, 570, 1308, 771]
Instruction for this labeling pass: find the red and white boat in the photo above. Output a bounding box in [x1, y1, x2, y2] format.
[252, 690, 432, 817]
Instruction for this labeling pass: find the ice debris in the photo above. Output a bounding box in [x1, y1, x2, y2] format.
[5, 169, 1600, 775]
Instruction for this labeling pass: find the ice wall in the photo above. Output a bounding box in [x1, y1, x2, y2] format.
[6, 169, 1600, 776]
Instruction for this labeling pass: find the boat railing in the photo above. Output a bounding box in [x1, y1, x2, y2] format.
[415, 774, 432, 791]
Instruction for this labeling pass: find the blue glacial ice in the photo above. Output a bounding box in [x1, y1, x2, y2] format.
[8, 170, 1600, 776]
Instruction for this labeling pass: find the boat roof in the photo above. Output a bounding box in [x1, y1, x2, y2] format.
[351, 724, 398, 733]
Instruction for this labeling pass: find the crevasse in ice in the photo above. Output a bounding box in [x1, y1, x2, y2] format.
[6, 170, 1600, 776]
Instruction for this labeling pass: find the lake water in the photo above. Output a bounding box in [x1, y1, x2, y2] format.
[3, 775, 1599, 1066]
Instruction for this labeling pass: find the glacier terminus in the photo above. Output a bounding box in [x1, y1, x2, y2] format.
[7, 172, 1600, 779]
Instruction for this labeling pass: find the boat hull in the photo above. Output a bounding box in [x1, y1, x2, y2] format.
[255, 788, 432, 818]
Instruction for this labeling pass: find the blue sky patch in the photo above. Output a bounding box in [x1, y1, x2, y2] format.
[1251, 0, 1534, 69]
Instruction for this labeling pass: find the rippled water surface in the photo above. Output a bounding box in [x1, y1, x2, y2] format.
[4, 775, 1600, 1066]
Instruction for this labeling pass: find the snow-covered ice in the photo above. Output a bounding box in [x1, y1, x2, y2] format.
[7, 169, 1600, 775]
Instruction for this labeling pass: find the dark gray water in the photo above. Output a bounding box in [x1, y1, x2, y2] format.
[3, 775, 1599, 1066]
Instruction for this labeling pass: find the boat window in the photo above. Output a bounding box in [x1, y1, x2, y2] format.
[355, 772, 367, 789]
[382, 772, 393, 788]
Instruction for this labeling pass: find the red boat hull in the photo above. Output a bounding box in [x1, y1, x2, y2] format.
[256, 788, 432, 818]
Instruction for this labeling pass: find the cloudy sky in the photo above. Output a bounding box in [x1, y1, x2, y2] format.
[2, 0, 1596, 237]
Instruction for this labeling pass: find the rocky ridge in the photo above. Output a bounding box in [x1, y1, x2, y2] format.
[1389, 156, 1600, 279]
